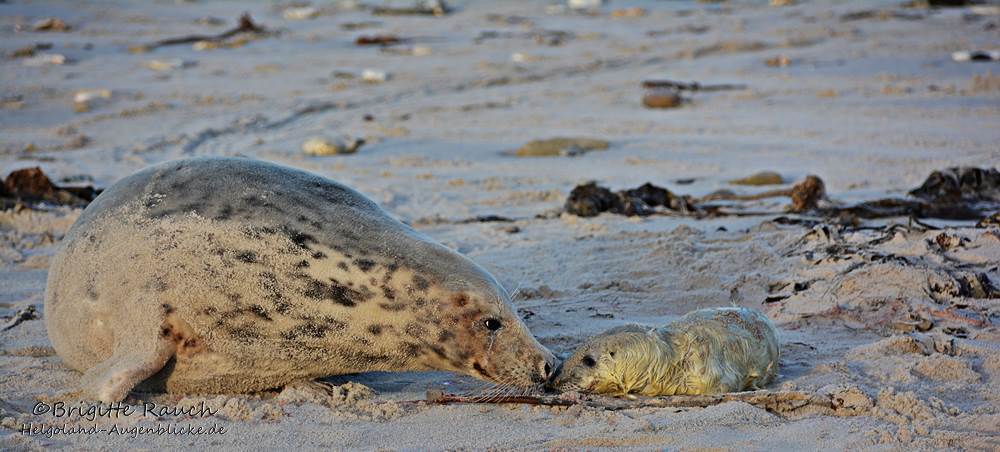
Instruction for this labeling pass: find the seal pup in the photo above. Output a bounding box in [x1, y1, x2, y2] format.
[45, 157, 557, 402]
[550, 307, 779, 397]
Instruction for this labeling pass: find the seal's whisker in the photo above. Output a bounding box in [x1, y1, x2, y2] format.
[462, 379, 500, 396]
[481, 377, 517, 403]
[467, 382, 501, 401]
[509, 280, 524, 301]
[475, 383, 507, 402]
[474, 378, 516, 402]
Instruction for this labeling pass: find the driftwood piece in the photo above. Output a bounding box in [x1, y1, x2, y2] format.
[372, 1, 450, 16]
[2, 306, 38, 332]
[700, 176, 825, 213]
[426, 390, 574, 407]
[641, 80, 748, 92]
[423, 389, 842, 416]
[131, 14, 267, 53]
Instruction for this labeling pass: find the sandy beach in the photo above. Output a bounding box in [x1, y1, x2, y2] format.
[2, 0, 998, 449]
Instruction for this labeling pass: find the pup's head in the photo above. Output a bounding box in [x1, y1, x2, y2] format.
[549, 326, 662, 396]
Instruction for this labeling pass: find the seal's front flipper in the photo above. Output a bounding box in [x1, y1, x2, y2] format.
[80, 339, 176, 403]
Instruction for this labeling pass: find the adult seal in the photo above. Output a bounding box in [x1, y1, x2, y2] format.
[45, 157, 557, 402]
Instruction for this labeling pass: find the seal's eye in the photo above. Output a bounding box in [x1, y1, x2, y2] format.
[483, 318, 503, 331]
[582, 355, 597, 367]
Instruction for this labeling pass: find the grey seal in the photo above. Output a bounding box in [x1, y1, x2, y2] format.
[44, 157, 557, 402]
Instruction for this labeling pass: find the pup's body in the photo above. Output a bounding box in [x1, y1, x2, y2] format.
[552, 307, 779, 397]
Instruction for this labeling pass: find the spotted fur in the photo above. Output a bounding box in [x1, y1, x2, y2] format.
[45, 157, 557, 402]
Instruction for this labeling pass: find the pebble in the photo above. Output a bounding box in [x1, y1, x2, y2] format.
[729, 171, 784, 186]
[145, 59, 192, 71]
[765, 55, 792, 67]
[383, 45, 432, 56]
[515, 137, 609, 157]
[31, 18, 70, 32]
[195, 16, 226, 26]
[22, 53, 66, 67]
[192, 41, 218, 51]
[511, 52, 544, 63]
[610, 7, 646, 17]
[361, 69, 390, 83]
[284, 7, 320, 20]
[72, 89, 112, 112]
[642, 88, 682, 109]
[568, 0, 604, 10]
[302, 137, 365, 156]
[410, 45, 432, 56]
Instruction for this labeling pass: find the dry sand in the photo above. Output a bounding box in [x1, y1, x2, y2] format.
[1, 0, 998, 450]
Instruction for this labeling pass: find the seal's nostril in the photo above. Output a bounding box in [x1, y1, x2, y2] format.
[544, 362, 552, 378]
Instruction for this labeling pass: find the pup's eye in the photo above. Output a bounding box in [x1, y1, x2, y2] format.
[483, 318, 503, 331]
[582, 355, 596, 367]
[609, 351, 616, 358]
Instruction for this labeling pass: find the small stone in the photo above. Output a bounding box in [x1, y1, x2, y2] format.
[32, 18, 70, 32]
[642, 88, 683, 109]
[568, 0, 604, 10]
[409, 45, 432, 56]
[501, 225, 521, 234]
[73, 89, 111, 104]
[610, 7, 646, 17]
[511, 52, 543, 63]
[284, 6, 320, 20]
[195, 16, 226, 26]
[72, 89, 112, 112]
[145, 59, 192, 71]
[22, 53, 65, 66]
[729, 171, 784, 186]
[302, 137, 365, 156]
[361, 69, 389, 83]
[515, 137, 610, 157]
[765, 55, 792, 67]
[192, 40, 219, 51]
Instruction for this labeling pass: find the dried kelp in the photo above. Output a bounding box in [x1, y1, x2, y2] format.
[1, 167, 100, 209]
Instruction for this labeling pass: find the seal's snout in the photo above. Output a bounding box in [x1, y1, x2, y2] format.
[544, 360, 564, 389]
[536, 353, 560, 384]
